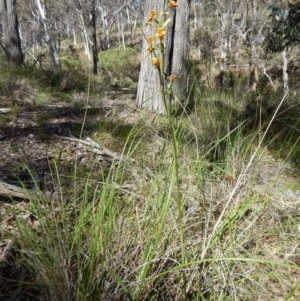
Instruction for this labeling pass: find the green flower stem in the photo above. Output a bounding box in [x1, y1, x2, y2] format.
[144, 5, 186, 294]
[157, 10, 185, 266]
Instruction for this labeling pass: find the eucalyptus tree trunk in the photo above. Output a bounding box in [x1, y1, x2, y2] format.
[234, 4, 247, 61]
[130, 13, 138, 47]
[116, 13, 126, 49]
[282, 48, 289, 92]
[0, 0, 23, 64]
[97, 2, 128, 50]
[247, 0, 258, 90]
[79, 13, 90, 59]
[136, 0, 191, 114]
[98, 5, 111, 49]
[91, 0, 99, 74]
[73, 29, 77, 45]
[193, 0, 197, 29]
[36, 0, 60, 69]
[219, 12, 228, 70]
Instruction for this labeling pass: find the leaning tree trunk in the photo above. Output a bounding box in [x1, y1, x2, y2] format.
[0, 0, 23, 64]
[136, 0, 191, 114]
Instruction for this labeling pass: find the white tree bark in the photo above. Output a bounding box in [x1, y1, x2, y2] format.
[130, 14, 138, 46]
[116, 14, 126, 49]
[73, 28, 77, 45]
[78, 12, 90, 60]
[282, 48, 289, 92]
[36, 0, 60, 69]
[98, 6, 111, 49]
[218, 10, 228, 80]
[193, 0, 197, 29]
[97, 1, 128, 49]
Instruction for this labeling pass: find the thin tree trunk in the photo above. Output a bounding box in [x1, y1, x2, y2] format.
[91, 0, 99, 74]
[99, 7, 111, 49]
[130, 16, 138, 46]
[120, 16, 126, 49]
[219, 12, 228, 77]
[193, 0, 197, 29]
[247, 0, 258, 90]
[36, 0, 60, 69]
[116, 16, 121, 47]
[79, 13, 90, 60]
[73, 28, 77, 45]
[282, 47, 289, 92]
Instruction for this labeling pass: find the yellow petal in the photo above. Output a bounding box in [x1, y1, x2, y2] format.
[163, 18, 171, 28]
[156, 28, 167, 39]
[148, 10, 157, 20]
[169, 1, 178, 8]
[148, 36, 154, 44]
[147, 46, 154, 53]
[169, 74, 176, 81]
[152, 57, 160, 67]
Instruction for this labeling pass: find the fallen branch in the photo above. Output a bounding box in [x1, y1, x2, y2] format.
[85, 137, 123, 160]
[0, 108, 11, 113]
[53, 134, 135, 162]
[0, 241, 15, 264]
[0, 180, 36, 200]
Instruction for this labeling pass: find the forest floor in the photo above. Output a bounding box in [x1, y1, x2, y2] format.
[0, 91, 142, 299]
[0, 93, 137, 195]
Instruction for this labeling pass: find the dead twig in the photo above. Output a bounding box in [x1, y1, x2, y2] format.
[0, 180, 36, 200]
[53, 134, 135, 163]
[0, 241, 15, 265]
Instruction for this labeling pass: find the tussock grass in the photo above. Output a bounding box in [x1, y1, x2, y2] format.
[1, 89, 300, 300]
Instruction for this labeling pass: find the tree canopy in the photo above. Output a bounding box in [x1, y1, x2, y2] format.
[264, 2, 300, 53]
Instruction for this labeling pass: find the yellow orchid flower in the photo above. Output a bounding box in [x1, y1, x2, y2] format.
[155, 18, 171, 40]
[169, 1, 178, 8]
[152, 57, 160, 68]
[148, 10, 157, 21]
[156, 27, 166, 40]
[168, 74, 176, 81]
[147, 36, 155, 53]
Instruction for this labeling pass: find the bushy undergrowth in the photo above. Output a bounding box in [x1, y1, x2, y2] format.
[23, 65, 89, 92]
[8, 46, 141, 93]
[1, 85, 300, 300]
[99, 47, 140, 84]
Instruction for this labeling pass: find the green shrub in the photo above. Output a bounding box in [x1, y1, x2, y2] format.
[61, 56, 82, 70]
[19, 65, 89, 92]
[99, 47, 140, 82]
